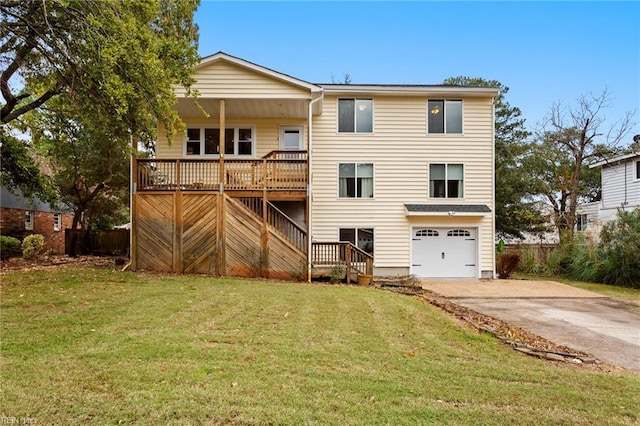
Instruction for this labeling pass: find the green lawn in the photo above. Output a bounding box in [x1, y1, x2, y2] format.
[514, 273, 640, 305]
[1, 266, 639, 425]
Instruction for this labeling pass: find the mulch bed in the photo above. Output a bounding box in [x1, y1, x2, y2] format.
[0, 255, 123, 273]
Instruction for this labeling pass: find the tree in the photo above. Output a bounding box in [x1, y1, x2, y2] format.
[526, 89, 635, 242]
[0, 127, 53, 201]
[442, 77, 544, 237]
[30, 97, 130, 255]
[1, 0, 200, 197]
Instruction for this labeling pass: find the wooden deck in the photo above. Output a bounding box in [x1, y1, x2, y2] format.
[135, 151, 307, 200]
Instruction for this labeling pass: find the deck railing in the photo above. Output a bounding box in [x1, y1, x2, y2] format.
[136, 152, 307, 192]
[238, 197, 308, 253]
[311, 241, 374, 278]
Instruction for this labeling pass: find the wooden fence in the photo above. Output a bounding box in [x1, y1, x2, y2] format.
[65, 229, 130, 256]
[503, 244, 557, 265]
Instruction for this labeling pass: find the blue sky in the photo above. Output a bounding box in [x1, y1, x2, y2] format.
[195, 1, 639, 140]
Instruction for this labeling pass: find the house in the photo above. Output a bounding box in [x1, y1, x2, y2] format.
[576, 151, 640, 238]
[0, 186, 73, 253]
[130, 52, 499, 280]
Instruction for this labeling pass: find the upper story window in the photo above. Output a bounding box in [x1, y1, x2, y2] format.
[25, 211, 34, 230]
[576, 214, 588, 232]
[186, 127, 254, 156]
[430, 163, 464, 198]
[636, 160, 640, 180]
[339, 163, 374, 198]
[338, 99, 373, 133]
[428, 100, 462, 134]
[54, 213, 62, 232]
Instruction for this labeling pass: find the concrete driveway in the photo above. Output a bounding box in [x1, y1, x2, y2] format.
[421, 279, 640, 371]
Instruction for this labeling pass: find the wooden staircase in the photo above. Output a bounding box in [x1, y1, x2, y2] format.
[237, 197, 307, 253]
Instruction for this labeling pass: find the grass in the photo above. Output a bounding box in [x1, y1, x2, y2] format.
[1, 266, 639, 425]
[514, 273, 640, 305]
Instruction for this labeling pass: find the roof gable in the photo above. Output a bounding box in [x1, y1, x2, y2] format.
[185, 51, 321, 97]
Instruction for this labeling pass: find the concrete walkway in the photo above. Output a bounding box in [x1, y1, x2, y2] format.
[421, 279, 640, 371]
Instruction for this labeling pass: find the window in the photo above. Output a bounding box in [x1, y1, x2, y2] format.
[339, 163, 373, 198]
[416, 229, 439, 237]
[428, 100, 462, 134]
[25, 211, 34, 230]
[186, 127, 253, 156]
[576, 214, 588, 232]
[280, 126, 304, 150]
[636, 160, 640, 180]
[340, 228, 374, 255]
[54, 213, 62, 232]
[447, 229, 471, 237]
[430, 164, 464, 198]
[338, 99, 373, 133]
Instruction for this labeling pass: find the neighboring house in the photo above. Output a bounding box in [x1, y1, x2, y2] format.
[131, 52, 499, 279]
[0, 187, 73, 253]
[576, 151, 640, 238]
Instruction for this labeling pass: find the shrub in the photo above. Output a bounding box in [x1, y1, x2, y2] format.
[496, 252, 520, 279]
[0, 235, 22, 259]
[569, 239, 599, 283]
[22, 234, 45, 259]
[595, 208, 640, 288]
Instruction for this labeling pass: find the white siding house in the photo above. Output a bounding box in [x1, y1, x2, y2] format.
[136, 52, 499, 279]
[577, 152, 640, 237]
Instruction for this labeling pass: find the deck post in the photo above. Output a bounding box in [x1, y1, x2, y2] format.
[130, 149, 138, 269]
[345, 243, 351, 283]
[217, 99, 226, 275]
[261, 159, 270, 278]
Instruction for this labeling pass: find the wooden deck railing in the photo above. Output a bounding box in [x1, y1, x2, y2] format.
[311, 241, 374, 278]
[238, 197, 307, 253]
[135, 152, 307, 192]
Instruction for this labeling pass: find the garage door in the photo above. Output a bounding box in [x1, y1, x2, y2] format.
[412, 228, 477, 278]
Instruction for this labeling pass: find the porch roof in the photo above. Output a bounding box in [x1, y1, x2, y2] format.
[404, 204, 492, 217]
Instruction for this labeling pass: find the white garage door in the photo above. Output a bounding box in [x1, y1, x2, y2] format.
[412, 228, 477, 278]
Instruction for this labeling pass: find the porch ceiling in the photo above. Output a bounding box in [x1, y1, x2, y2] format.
[175, 98, 313, 119]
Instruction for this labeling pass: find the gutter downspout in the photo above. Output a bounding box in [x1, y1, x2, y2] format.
[491, 96, 497, 279]
[307, 93, 323, 282]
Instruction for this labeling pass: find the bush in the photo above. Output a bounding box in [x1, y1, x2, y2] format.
[496, 252, 520, 279]
[0, 235, 22, 259]
[595, 208, 640, 288]
[569, 239, 599, 283]
[22, 234, 45, 259]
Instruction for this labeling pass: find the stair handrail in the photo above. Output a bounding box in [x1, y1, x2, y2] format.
[237, 197, 307, 253]
[262, 150, 308, 160]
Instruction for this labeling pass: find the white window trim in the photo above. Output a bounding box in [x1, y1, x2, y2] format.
[337, 162, 375, 199]
[635, 160, 640, 180]
[428, 163, 465, 199]
[426, 99, 464, 135]
[184, 125, 256, 158]
[279, 125, 305, 151]
[54, 213, 62, 232]
[25, 210, 34, 231]
[336, 98, 374, 134]
[576, 214, 588, 232]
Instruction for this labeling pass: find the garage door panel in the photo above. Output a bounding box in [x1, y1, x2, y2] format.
[412, 227, 476, 278]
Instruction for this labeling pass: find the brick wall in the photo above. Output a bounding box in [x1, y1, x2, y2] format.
[1, 207, 74, 253]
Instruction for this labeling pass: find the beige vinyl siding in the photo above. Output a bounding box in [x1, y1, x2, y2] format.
[174, 61, 311, 99]
[311, 95, 495, 273]
[156, 120, 308, 159]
